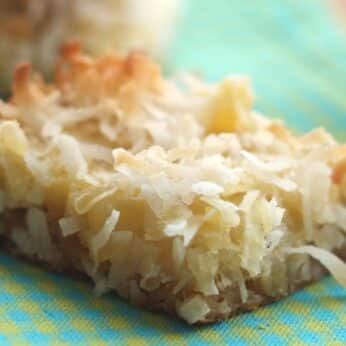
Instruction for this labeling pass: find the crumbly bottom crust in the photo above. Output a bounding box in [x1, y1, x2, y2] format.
[1, 209, 339, 324]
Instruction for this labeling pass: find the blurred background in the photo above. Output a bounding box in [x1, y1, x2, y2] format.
[0, 1, 345, 344]
[170, 0, 346, 140]
[0, 0, 345, 140]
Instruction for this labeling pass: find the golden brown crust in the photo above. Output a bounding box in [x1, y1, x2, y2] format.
[332, 146, 346, 184]
[11, 62, 48, 106]
[13, 63, 31, 94]
[56, 41, 163, 103]
[10, 41, 163, 110]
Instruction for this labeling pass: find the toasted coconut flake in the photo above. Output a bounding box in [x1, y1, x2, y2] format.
[191, 181, 224, 197]
[172, 236, 185, 271]
[55, 135, 88, 177]
[91, 209, 120, 260]
[163, 219, 187, 237]
[74, 187, 118, 215]
[0, 121, 28, 156]
[241, 151, 297, 192]
[26, 207, 57, 262]
[287, 246, 346, 287]
[59, 216, 81, 237]
[177, 295, 210, 324]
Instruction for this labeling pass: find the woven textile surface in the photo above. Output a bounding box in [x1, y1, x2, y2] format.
[0, 0, 345, 344]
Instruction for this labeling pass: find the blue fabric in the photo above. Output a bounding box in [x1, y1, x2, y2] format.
[0, 253, 345, 345]
[1, 0, 346, 344]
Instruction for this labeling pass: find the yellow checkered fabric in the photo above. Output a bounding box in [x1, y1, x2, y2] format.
[0, 254, 345, 345]
[0, 0, 346, 344]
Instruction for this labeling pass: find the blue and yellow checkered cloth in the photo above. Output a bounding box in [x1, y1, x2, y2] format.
[1, 0, 346, 344]
[0, 253, 345, 345]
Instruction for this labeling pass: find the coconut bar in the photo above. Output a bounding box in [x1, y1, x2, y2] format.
[0, 43, 345, 324]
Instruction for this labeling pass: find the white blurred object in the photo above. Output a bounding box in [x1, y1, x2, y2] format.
[0, 0, 181, 92]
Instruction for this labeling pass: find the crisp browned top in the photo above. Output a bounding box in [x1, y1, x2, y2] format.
[11, 41, 163, 107]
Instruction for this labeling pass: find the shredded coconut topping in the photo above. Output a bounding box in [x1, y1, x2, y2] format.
[0, 45, 345, 324]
